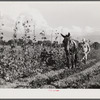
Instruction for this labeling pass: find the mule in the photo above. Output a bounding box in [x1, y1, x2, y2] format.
[61, 33, 79, 68]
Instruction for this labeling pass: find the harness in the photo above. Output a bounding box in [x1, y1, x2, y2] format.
[68, 39, 77, 55]
[70, 39, 77, 48]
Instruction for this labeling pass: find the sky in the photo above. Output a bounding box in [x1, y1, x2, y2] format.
[0, 1, 100, 42]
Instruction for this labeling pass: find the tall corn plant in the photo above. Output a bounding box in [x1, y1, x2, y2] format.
[0, 14, 4, 53]
[9, 20, 20, 60]
[40, 30, 47, 48]
[0, 21, 4, 74]
[21, 17, 37, 72]
[54, 30, 59, 48]
[13, 21, 18, 49]
[22, 18, 36, 49]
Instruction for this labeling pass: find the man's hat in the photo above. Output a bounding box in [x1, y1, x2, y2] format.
[82, 38, 86, 42]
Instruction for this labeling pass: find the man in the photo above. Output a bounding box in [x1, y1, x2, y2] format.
[40, 48, 48, 62]
[81, 38, 90, 64]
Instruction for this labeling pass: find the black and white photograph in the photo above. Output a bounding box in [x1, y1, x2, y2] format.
[0, 1, 100, 89]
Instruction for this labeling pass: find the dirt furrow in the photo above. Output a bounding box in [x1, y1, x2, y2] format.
[52, 61, 100, 88]
[0, 59, 97, 88]
[29, 59, 97, 88]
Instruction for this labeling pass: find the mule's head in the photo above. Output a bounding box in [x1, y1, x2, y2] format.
[61, 32, 71, 54]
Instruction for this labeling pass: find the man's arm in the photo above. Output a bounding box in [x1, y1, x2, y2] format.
[87, 43, 90, 54]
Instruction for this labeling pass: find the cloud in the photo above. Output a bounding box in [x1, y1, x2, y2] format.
[56, 26, 83, 38]
[60, 26, 97, 39]
[0, 2, 53, 41]
[18, 10, 51, 35]
[72, 26, 82, 33]
[84, 26, 95, 33]
[0, 2, 100, 42]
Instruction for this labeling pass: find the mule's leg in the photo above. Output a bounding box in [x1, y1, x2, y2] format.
[74, 54, 78, 68]
[66, 56, 70, 68]
[71, 55, 74, 69]
[65, 50, 70, 68]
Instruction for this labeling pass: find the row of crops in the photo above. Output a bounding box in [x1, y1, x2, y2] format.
[0, 15, 65, 83]
[0, 43, 66, 82]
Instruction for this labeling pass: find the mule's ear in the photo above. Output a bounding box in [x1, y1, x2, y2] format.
[61, 34, 65, 38]
[68, 32, 70, 37]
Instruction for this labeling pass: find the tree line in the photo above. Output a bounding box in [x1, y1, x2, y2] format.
[0, 38, 100, 50]
[0, 39, 63, 47]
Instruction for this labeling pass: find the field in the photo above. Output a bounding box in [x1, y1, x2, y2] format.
[0, 44, 100, 89]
